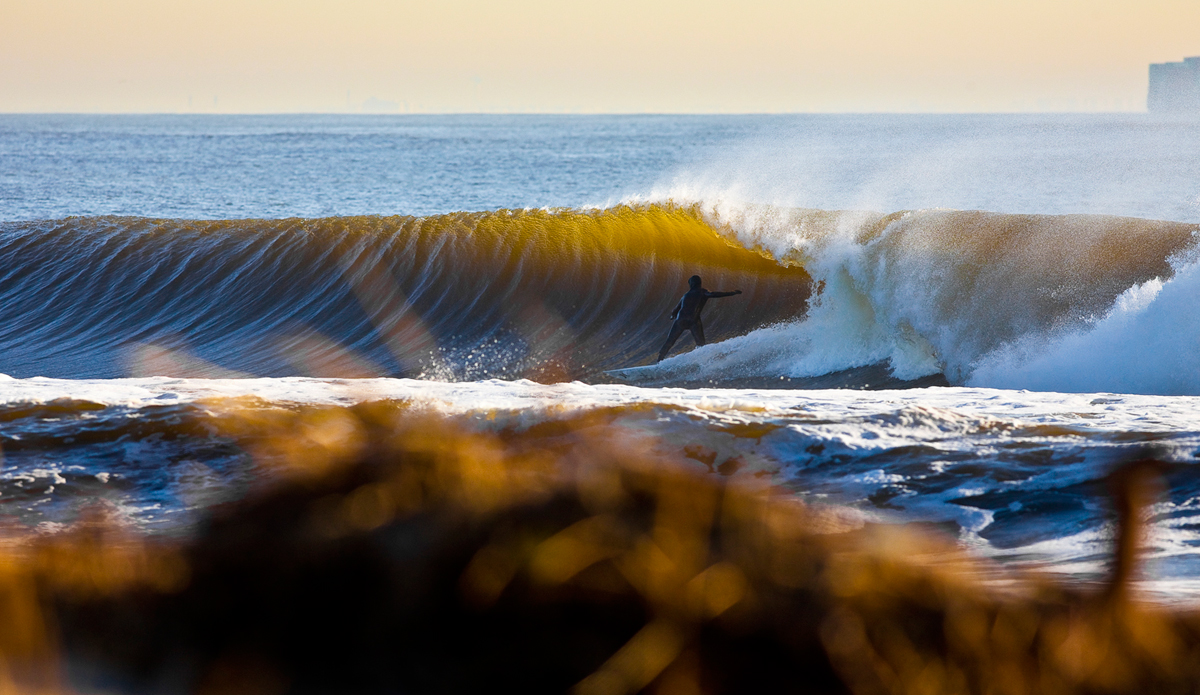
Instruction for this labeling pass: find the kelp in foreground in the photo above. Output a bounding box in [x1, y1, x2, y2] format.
[0, 402, 1197, 694]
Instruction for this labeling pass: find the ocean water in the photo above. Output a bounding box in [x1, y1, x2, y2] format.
[3, 113, 1200, 598]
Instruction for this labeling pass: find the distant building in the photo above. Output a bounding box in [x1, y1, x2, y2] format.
[1148, 57, 1200, 112]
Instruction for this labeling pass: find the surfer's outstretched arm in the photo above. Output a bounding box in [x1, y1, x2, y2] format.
[668, 299, 682, 320]
[705, 290, 743, 298]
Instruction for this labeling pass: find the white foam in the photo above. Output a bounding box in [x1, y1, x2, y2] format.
[623, 195, 1200, 396]
[4, 376, 1200, 437]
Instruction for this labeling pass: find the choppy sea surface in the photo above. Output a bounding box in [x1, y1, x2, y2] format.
[3, 114, 1200, 598]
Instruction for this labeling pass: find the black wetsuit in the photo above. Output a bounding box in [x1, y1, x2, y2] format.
[657, 286, 741, 361]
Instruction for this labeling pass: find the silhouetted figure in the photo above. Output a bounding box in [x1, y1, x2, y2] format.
[657, 275, 742, 362]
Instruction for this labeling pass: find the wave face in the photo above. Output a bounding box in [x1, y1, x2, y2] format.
[5, 203, 1200, 394]
[647, 203, 1200, 394]
[0, 206, 810, 380]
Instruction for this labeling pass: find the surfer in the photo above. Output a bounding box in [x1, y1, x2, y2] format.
[657, 275, 742, 362]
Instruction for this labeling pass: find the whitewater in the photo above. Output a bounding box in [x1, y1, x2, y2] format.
[3, 113, 1200, 599]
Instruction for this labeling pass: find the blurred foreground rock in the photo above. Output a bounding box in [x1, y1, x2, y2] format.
[2, 403, 1199, 694]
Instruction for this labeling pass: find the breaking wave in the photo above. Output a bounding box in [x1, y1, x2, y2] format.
[651, 202, 1200, 395]
[2, 202, 1198, 394]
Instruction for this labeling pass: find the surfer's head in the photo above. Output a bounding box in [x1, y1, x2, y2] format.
[688, 275, 702, 288]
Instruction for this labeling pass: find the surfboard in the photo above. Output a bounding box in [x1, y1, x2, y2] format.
[602, 365, 664, 383]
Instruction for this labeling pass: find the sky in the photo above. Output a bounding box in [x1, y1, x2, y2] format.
[3, 0, 1199, 113]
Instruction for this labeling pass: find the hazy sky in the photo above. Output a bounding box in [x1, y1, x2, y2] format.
[3, 0, 1198, 113]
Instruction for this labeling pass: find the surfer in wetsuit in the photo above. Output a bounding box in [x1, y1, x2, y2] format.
[657, 275, 742, 362]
